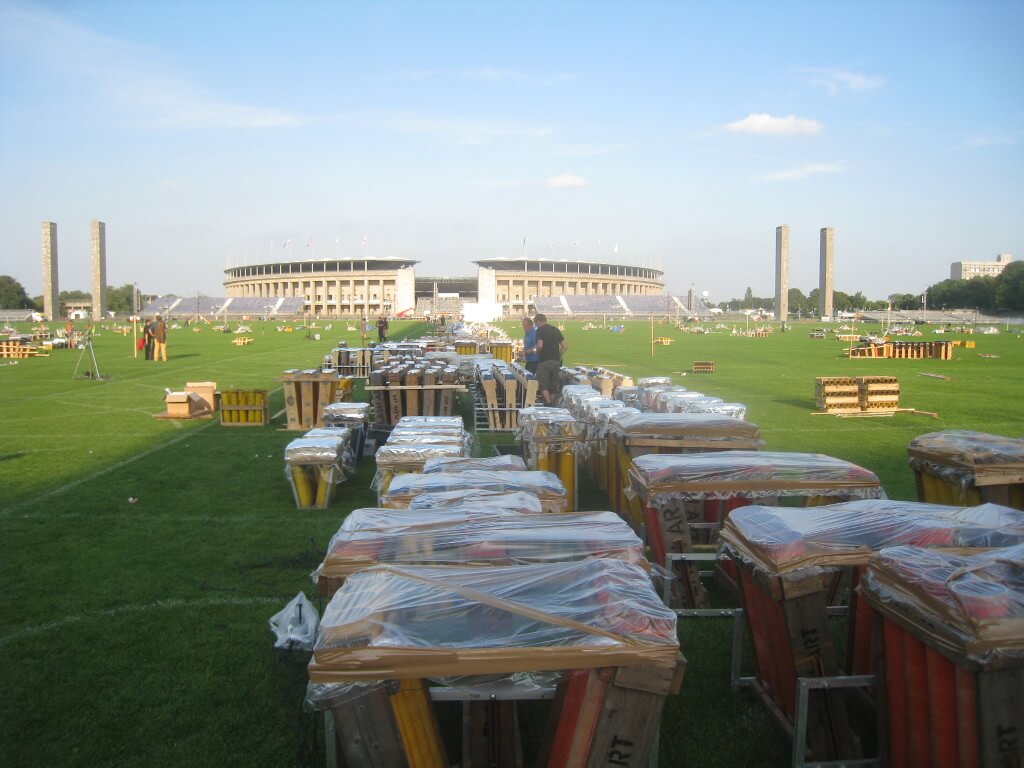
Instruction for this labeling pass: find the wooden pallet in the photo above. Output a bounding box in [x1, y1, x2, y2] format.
[0, 340, 45, 358]
[280, 371, 344, 430]
[691, 360, 716, 374]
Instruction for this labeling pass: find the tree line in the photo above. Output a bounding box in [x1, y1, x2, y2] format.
[0, 276, 148, 314]
[715, 261, 1024, 315]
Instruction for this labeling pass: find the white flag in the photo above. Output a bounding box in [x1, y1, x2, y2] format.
[613, 242, 619, 255]
[596, 240, 601, 252]
[334, 236, 340, 245]
[574, 239, 580, 247]
[361, 235, 368, 247]
[283, 238, 292, 248]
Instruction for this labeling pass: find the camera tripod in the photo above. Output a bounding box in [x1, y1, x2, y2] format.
[72, 333, 109, 380]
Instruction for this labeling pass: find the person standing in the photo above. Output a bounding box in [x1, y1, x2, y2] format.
[376, 315, 388, 342]
[533, 313, 566, 405]
[521, 316, 540, 374]
[152, 315, 168, 361]
[142, 319, 154, 360]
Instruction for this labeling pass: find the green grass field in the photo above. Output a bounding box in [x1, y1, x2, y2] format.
[1, 318, 1022, 767]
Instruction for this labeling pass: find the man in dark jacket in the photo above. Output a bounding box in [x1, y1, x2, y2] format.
[152, 315, 168, 361]
[533, 313, 566, 405]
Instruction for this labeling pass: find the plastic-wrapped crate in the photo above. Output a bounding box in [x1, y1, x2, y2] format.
[613, 385, 640, 408]
[315, 510, 648, 596]
[516, 407, 583, 511]
[640, 385, 689, 412]
[629, 451, 882, 607]
[607, 413, 763, 530]
[381, 470, 568, 513]
[284, 436, 348, 509]
[396, 415, 465, 429]
[407, 489, 543, 513]
[374, 443, 465, 500]
[861, 545, 1024, 768]
[720, 501, 1024, 761]
[307, 560, 682, 767]
[322, 401, 370, 426]
[309, 559, 680, 681]
[422, 455, 527, 473]
[908, 430, 1024, 509]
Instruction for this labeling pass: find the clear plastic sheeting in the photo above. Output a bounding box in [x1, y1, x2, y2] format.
[408, 490, 544, 513]
[308, 559, 680, 682]
[721, 500, 1024, 574]
[609, 412, 762, 446]
[630, 450, 884, 501]
[641, 385, 689, 411]
[381, 470, 568, 512]
[517, 407, 583, 443]
[375, 443, 465, 468]
[614, 386, 640, 408]
[689, 402, 748, 420]
[339, 504, 547, 535]
[316, 511, 649, 592]
[322, 402, 370, 426]
[395, 415, 465, 429]
[284, 436, 348, 465]
[908, 430, 1024, 488]
[665, 396, 724, 414]
[653, 391, 710, 413]
[860, 544, 1024, 666]
[304, 426, 353, 442]
[423, 455, 527, 473]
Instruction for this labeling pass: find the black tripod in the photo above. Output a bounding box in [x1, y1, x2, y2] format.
[72, 333, 108, 380]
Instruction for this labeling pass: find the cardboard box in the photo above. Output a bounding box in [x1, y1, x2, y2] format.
[184, 381, 218, 411]
[165, 391, 206, 418]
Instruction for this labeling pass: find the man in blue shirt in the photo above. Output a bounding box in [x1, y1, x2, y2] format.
[521, 316, 539, 374]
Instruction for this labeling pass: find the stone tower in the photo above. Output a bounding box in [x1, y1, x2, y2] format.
[774, 225, 789, 321]
[90, 220, 107, 320]
[819, 227, 834, 319]
[41, 222, 59, 321]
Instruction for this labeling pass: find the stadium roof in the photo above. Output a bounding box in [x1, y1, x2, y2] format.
[473, 256, 662, 275]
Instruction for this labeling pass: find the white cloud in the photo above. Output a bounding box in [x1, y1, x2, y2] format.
[546, 174, 587, 188]
[966, 131, 1016, 148]
[801, 68, 885, 95]
[724, 113, 823, 136]
[0, 2, 306, 129]
[762, 163, 845, 181]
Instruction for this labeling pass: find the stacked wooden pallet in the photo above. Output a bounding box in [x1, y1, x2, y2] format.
[857, 375, 899, 411]
[815, 377, 860, 414]
[0, 340, 46, 358]
[368, 363, 463, 426]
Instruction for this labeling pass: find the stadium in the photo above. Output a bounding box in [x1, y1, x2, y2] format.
[139, 255, 708, 319]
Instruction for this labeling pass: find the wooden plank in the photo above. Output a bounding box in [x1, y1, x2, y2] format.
[421, 370, 437, 417]
[388, 370, 404, 425]
[404, 370, 421, 418]
[585, 667, 671, 768]
[330, 684, 409, 767]
[977, 666, 1024, 768]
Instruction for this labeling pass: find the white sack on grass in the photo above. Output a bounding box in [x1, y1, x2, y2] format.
[269, 592, 319, 651]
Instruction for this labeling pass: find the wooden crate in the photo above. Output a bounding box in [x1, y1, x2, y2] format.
[462, 701, 523, 768]
[540, 660, 684, 768]
[280, 371, 343, 430]
[220, 389, 269, 426]
[691, 360, 716, 374]
[815, 377, 860, 413]
[856, 376, 899, 411]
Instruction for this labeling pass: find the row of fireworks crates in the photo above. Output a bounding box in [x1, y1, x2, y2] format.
[368, 365, 463, 426]
[479, 363, 540, 431]
[454, 339, 517, 362]
[518, 408, 580, 511]
[322, 662, 682, 768]
[717, 538, 1024, 767]
[815, 376, 900, 413]
[849, 341, 955, 360]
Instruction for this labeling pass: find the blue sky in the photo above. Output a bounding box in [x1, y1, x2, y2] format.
[1, 0, 1021, 301]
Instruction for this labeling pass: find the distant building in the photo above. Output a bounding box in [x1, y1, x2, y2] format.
[950, 254, 1013, 280]
[774, 225, 789, 321]
[474, 257, 663, 317]
[223, 257, 418, 316]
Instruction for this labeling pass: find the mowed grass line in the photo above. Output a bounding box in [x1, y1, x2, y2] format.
[1, 318, 1022, 767]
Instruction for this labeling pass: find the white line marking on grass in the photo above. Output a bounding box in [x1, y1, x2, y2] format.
[0, 596, 281, 648]
[0, 419, 217, 518]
